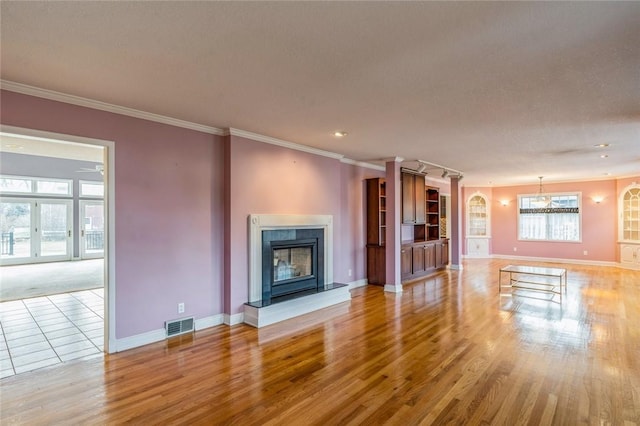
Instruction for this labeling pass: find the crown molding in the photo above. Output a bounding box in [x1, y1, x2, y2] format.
[1, 80, 226, 136]
[1, 80, 386, 171]
[487, 174, 640, 188]
[340, 158, 385, 171]
[383, 156, 405, 163]
[226, 128, 345, 160]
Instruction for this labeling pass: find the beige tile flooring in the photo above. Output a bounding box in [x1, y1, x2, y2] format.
[0, 289, 104, 378]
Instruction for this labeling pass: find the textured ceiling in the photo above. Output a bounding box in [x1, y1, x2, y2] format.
[1, 1, 639, 185]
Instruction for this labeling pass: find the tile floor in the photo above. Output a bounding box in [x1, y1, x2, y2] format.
[0, 288, 104, 378]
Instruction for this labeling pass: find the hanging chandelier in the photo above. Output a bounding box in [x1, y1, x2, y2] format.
[531, 176, 550, 208]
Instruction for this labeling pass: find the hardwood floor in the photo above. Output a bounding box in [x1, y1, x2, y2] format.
[1, 259, 639, 425]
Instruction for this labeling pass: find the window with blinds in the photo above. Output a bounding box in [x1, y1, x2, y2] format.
[518, 193, 581, 242]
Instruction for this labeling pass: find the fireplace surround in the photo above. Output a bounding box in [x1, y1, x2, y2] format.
[262, 228, 324, 303]
[244, 214, 351, 327]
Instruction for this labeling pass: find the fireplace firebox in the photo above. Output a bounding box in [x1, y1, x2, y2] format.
[261, 228, 324, 304]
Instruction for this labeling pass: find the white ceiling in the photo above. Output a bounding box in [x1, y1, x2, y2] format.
[1, 2, 638, 186]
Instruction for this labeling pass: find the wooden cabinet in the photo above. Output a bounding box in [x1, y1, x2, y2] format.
[401, 172, 426, 224]
[366, 178, 387, 284]
[401, 246, 413, 280]
[366, 245, 386, 285]
[425, 243, 436, 269]
[435, 239, 449, 269]
[401, 172, 415, 224]
[400, 239, 449, 281]
[366, 178, 386, 246]
[412, 244, 425, 274]
[415, 177, 426, 224]
[402, 171, 440, 242]
[426, 187, 440, 241]
[366, 174, 447, 285]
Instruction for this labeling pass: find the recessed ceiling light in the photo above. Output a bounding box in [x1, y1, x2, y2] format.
[333, 131, 347, 137]
[594, 143, 610, 148]
[600, 154, 608, 158]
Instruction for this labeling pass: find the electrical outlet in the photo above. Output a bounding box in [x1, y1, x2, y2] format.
[348, 269, 352, 277]
[513, 247, 517, 252]
[583, 250, 588, 256]
[178, 303, 185, 314]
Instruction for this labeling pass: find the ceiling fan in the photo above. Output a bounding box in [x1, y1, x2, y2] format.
[76, 165, 104, 175]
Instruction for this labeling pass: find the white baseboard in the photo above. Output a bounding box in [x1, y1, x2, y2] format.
[384, 284, 403, 293]
[618, 262, 640, 271]
[196, 314, 224, 330]
[114, 314, 226, 352]
[115, 329, 166, 352]
[224, 312, 244, 326]
[491, 254, 618, 267]
[348, 278, 368, 290]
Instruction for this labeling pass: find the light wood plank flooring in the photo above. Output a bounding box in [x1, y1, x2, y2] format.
[1, 259, 639, 425]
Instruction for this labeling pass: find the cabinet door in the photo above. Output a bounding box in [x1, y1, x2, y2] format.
[467, 238, 489, 257]
[366, 245, 386, 285]
[402, 173, 415, 224]
[425, 244, 436, 269]
[414, 174, 426, 224]
[401, 247, 413, 278]
[620, 244, 640, 265]
[412, 245, 425, 274]
[441, 241, 449, 266]
[435, 242, 443, 268]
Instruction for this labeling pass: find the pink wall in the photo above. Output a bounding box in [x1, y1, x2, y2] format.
[4, 89, 631, 340]
[337, 162, 383, 284]
[617, 177, 640, 199]
[1, 91, 381, 333]
[1, 90, 225, 338]
[223, 135, 383, 314]
[467, 179, 622, 262]
[425, 177, 451, 195]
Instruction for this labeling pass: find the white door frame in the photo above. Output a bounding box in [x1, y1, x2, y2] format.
[1, 125, 116, 354]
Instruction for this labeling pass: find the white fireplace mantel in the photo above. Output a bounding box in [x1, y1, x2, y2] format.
[248, 214, 334, 303]
[245, 214, 349, 328]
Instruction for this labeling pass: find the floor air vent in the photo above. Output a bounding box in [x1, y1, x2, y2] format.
[165, 317, 195, 337]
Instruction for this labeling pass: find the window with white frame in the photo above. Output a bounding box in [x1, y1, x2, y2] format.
[0, 175, 72, 197]
[518, 193, 581, 242]
[79, 180, 104, 198]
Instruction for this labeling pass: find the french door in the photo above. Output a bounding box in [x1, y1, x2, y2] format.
[79, 200, 104, 259]
[0, 197, 72, 265]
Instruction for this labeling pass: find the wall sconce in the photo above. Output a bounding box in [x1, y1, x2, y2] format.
[500, 200, 509, 206]
[592, 196, 604, 204]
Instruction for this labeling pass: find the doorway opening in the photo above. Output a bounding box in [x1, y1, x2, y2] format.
[0, 126, 114, 378]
